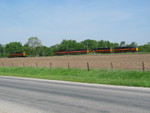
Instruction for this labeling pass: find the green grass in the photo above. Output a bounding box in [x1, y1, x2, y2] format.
[137, 52, 150, 54]
[0, 67, 150, 87]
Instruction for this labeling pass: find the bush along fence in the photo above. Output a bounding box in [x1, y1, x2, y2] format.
[0, 61, 149, 71]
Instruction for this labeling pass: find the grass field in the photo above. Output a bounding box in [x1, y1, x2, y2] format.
[0, 67, 150, 87]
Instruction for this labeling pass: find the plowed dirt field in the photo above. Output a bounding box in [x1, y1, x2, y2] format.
[0, 54, 150, 71]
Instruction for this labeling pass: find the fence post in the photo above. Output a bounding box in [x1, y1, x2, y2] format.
[68, 62, 70, 69]
[142, 62, 145, 71]
[23, 62, 25, 67]
[12, 63, 13, 67]
[111, 62, 113, 70]
[50, 62, 52, 68]
[2, 62, 3, 67]
[36, 62, 38, 67]
[87, 62, 90, 71]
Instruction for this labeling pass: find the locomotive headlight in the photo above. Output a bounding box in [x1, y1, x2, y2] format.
[23, 52, 26, 56]
[110, 48, 113, 53]
[136, 48, 138, 52]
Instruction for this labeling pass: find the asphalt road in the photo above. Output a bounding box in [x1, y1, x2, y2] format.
[0, 76, 150, 113]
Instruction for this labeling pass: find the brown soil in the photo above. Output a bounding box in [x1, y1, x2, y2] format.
[0, 54, 150, 71]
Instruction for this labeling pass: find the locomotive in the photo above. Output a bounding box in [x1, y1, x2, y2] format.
[114, 47, 138, 53]
[55, 47, 138, 55]
[8, 52, 26, 57]
[55, 49, 89, 55]
[91, 48, 113, 53]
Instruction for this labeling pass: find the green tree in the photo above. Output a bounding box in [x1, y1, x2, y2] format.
[105, 40, 112, 48]
[112, 43, 119, 48]
[97, 40, 118, 48]
[81, 39, 98, 49]
[59, 40, 79, 50]
[25, 37, 42, 49]
[120, 41, 126, 47]
[97, 40, 106, 48]
[75, 42, 85, 49]
[128, 42, 138, 47]
[5, 42, 23, 54]
[138, 44, 150, 52]
[49, 44, 60, 56]
[0, 44, 5, 57]
[36, 46, 50, 56]
[25, 37, 43, 56]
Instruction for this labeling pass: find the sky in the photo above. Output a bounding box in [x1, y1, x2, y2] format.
[0, 0, 150, 46]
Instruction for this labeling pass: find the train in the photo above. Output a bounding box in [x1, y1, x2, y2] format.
[7, 47, 138, 57]
[8, 52, 26, 58]
[55, 47, 138, 55]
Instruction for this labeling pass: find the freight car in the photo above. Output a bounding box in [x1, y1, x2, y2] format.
[8, 52, 26, 57]
[55, 49, 89, 55]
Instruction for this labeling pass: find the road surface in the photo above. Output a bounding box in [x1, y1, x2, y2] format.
[0, 76, 150, 113]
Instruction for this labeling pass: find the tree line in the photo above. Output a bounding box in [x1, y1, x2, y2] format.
[0, 37, 149, 57]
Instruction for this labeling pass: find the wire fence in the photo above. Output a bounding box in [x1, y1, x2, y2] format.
[0, 54, 150, 71]
[0, 61, 149, 71]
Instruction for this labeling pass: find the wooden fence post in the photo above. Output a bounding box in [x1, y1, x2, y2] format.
[87, 62, 90, 71]
[2, 62, 3, 67]
[111, 62, 113, 70]
[12, 63, 13, 67]
[50, 62, 52, 68]
[36, 62, 38, 67]
[142, 62, 145, 71]
[23, 62, 25, 67]
[68, 62, 70, 69]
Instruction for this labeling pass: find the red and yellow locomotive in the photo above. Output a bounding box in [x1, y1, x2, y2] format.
[55, 49, 89, 55]
[114, 47, 138, 53]
[8, 52, 26, 58]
